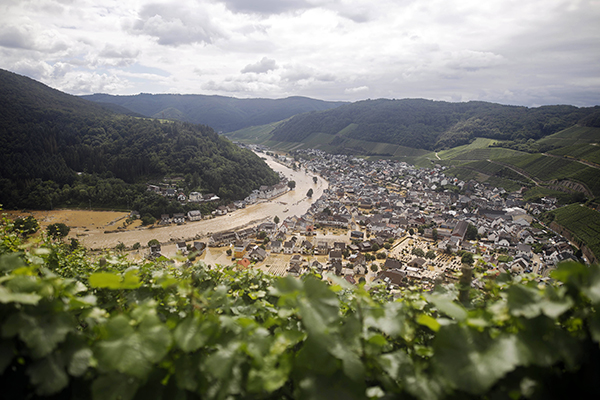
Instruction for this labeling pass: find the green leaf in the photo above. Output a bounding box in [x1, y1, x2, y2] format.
[0, 286, 41, 305]
[174, 354, 199, 391]
[426, 294, 467, 321]
[173, 315, 208, 352]
[0, 253, 25, 272]
[416, 314, 440, 332]
[550, 261, 589, 287]
[68, 347, 94, 377]
[433, 324, 522, 394]
[248, 353, 292, 393]
[582, 265, 600, 304]
[89, 272, 122, 289]
[589, 311, 600, 344]
[248, 290, 266, 300]
[507, 285, 544, 319]
[367, 333, 388, 347]
[92, 373, 140, 400]
[2, 312, 74, 358]
[364, 301, 415, 342]
[507, 285, 573, 319]
[121, 270, 142, 289]
[27, 354, 69, 396]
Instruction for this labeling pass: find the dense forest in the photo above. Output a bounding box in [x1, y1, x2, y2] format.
[268, 98, 599, 150]
[81, 93, 345, 133]
[0, 69, 279, 215]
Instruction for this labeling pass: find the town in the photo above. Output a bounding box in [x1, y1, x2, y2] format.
[142, 145, 584, 294]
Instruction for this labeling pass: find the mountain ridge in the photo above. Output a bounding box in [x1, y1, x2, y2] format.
[0, 68, 279, 214]
[81, 93, 346, 133]
[266, 98, 599, 151]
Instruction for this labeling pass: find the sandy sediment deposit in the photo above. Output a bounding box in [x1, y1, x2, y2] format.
[3, 155, 328, 257]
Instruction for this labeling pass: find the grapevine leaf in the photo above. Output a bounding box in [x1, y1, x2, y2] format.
[121, 270, 142, 289]
[0, 286, 41, 305]
[426, 294, 467, 321]
[88, 272, 122, 289]
[95, 314, 171, 379]
[68, 346, 94, 377]
[590, 311, 600, 344]
[92, 373, 139, 400]
[508, 285, 573, 319]
[507, 285, 544, 318]
[2, 312, 74, 358]
[550, 261, 589, 288]
[174, 315, 208, 352]
[0, 253, 24, 272]
[416, 314, 440, 332]
[27, 354, 69, 396]
[174, 354, 199, 391]
[582, 265, 600, 304]
[364, 301, 415, 341]
[248, 353, 292, 393]
[433, 324, 521, 394]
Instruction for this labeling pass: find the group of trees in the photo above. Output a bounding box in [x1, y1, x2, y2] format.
[269, 98, 598, 151]
[0, 69, 280, 214]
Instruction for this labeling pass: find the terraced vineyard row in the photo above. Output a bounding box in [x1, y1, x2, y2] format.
[547, 204, 600, 260]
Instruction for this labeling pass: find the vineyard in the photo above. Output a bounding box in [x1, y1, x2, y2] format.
[545, 204, 600, 261]
[2, 218, 600, 399]
[549, 144, 600, 165]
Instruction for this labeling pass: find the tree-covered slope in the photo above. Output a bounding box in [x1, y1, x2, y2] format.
[268, 98, 599, 150]
[2, 221, 600, 399]
[81, 93, 346, 133]
[0, 69, 279, 211]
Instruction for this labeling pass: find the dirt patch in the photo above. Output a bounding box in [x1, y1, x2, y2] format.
[2, 209, 129, 231]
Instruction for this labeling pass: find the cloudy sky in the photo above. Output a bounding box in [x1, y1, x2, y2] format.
[1, 0, 599, 106]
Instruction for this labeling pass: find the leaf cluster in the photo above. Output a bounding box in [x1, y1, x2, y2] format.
[2, 223, 600, 399]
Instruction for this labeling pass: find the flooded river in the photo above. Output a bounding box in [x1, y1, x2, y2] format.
[78, 155, 328, 249]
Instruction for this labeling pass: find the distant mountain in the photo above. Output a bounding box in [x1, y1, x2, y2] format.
[266, 98, 599, 151]
[80, 93, 346, 132]
[0, 68, 279, 214]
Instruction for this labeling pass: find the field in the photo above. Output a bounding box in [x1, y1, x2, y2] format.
[549, 143, 600, 165]
[536, 126, 600, 147]
[549, 204, 600, 260]
[2, 209, 132, 231]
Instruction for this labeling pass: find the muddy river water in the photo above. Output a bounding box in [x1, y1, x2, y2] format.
[79, 155, 328, 249]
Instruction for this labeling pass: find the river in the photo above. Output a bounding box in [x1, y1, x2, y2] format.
[78, 154, 328, 249]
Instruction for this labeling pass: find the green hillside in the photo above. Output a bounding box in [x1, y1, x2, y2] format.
[543, 204, 600, 261]
[267, 98, 598, 151]
[81, 93, 345, 133]
[0, 69, 279, 214]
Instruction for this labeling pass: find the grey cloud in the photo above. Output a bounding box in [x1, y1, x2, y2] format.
[99, 45, 140, 60]
[241, 57, 278, 74]
[219, 0, 311, 15]
[444, 50, 505, 72]
[0, 26, 35, 50]
[281, 65, 335, 83]
[130, 3, 224, 46]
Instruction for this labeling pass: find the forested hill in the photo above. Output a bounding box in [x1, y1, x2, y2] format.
[268, 98, 599, 150]
[81, 93, 346, 132]
[0, 68, 279, 213]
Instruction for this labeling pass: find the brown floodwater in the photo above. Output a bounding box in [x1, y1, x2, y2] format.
[77, 155, 329, 249]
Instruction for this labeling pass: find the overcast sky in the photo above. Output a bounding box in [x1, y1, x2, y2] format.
[1, 0, 599, 106]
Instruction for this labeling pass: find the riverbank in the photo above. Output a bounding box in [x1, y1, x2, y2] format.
[3, 154, 328, 256]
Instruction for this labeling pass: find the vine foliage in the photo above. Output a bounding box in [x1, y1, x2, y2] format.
[1, 217, 600, 399]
